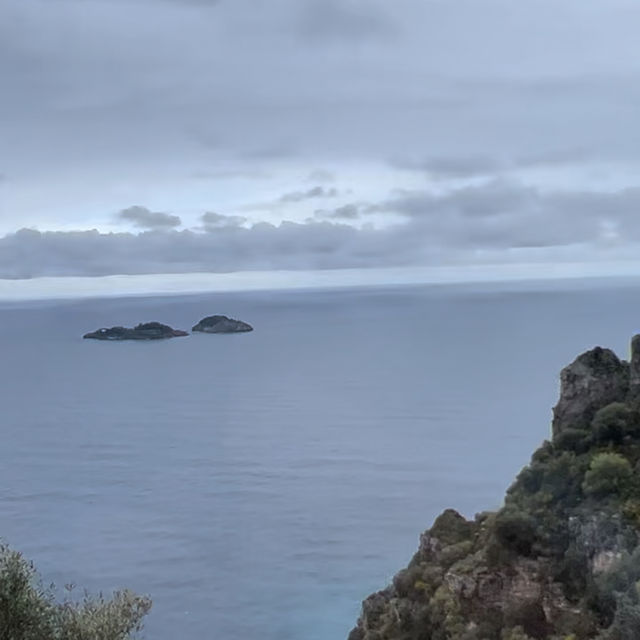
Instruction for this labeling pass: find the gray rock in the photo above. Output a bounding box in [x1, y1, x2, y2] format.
[552, 346, 629, 436]
[628, 334, 640, 406]
[192, 315, 253, 334]
[83, 322, 189, 340]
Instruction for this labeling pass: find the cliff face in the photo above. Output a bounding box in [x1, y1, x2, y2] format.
[349, 336, 640, 640]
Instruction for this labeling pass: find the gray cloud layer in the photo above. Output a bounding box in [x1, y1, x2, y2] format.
[5, 0, 640, 176]
[3, 181, 640, 278]
[3, 1, 640, 276]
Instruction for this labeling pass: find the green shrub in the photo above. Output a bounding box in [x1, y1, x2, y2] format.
[622, 499, 640, 527]
[598, 595, 640, 640]
[555, 541, 590, 600]
[593, 404, 639, 445]
[500, 625, 535, 640]
[503, 600, 551, 638]
[512, 464, 544, 495]
[429, 509, 474, 546]
[555, 428, 593, 453]
[583, 453, 632, 497]
[0, 543, 151, 640]
[586, 549, 640, 629]
[531, 440, 554, 464]
[494, 509, 537, 556]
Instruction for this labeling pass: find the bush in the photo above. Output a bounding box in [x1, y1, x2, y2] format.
[500, 627, 534, 640]
[593, 404, 639, 445]
[555, 427, 592, 453]
[494, 509, 537, 556]
[429, 509, 474, 546]
[583, 453, 632, 497]
[598, 595, 640, 640]
[0, 543, 151, 640]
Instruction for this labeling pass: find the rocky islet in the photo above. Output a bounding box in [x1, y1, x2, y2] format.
[83, 321, 188, 340]
[83, 315, 253, 340]
[191, 315, 253, 333]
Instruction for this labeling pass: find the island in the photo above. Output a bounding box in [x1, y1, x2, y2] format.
[83, 321, 189, 340]
[349, 336, 640, 640]
[192, 315, 253, 333]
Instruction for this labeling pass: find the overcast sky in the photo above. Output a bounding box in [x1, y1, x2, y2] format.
[2, 0, 640, 279]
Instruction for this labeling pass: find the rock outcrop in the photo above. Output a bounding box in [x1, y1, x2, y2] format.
[552, 347, 629, 437]
[192, 315, 253, 333]
[83, 322, 189, 340]
[349, 336, 640, 640]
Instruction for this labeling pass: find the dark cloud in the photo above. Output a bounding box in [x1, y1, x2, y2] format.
[118, 206, 181, 229]
[279, 186, 338, 203]
[515, 148, 594, 168]
[392, 149, 594, 179]
[391, 156, 505, 179]
[375, 181, 640, 249]
[314, 203, 362, 220]
[376, 181, 536, 219]
[200, 211, 247, 229]
[240, 185, 341, 212]
[296, 0, 397, 42]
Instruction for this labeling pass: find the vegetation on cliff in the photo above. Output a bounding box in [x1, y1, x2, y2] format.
[0, 543, 151, 640]
[349, 337, 640, 640]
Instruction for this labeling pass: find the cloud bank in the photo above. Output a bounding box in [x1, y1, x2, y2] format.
[4, 181, 640, 279]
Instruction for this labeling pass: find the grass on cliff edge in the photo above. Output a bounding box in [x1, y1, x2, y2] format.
[0, 543, 151, 640]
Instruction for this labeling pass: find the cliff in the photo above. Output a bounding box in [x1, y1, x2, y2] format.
[348, 336, 640, 640]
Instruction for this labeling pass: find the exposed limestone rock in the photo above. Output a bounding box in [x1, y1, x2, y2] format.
[552, 347, 629, 436]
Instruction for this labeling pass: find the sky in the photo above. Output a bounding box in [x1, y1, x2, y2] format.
[3, 0, 640, 281]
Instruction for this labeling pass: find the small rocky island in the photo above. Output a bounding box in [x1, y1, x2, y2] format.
[349, 336, 640, 640]
[83, 322, 189, 340]
[192, 315, 253, 333]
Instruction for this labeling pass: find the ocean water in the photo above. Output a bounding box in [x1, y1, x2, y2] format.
[1, 280, 639, 639]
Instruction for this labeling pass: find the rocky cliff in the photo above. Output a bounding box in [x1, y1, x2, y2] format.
[349, 336, 640, 640]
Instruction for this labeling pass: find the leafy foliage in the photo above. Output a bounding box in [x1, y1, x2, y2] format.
[0, 544, 151, 640]
[583, 453, 632, 498]
[593, 404, 640, 445]
[493, 509, 537, 556]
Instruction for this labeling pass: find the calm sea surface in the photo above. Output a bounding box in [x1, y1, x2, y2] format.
[1, 281, 639, 639]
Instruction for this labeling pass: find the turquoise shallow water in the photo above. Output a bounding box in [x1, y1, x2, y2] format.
[1, 281, 639, 639]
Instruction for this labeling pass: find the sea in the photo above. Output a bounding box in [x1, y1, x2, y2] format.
[1, 279, 639, 640]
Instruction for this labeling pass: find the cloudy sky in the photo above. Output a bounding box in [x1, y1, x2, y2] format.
[2, 0, 640, 280]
